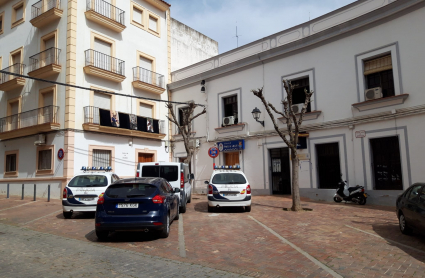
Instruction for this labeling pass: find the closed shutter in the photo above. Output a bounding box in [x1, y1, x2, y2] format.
[139, 56, 152, 71]
[15, 6, 24, 21]
[94, 38, 112, 55]
[38, 150, 52, 170]
[139, 103, 152, 118]
[133, 8, 143, 24]
[92, 150, 111, 167]
[12, 53, 21, 65]
[43, 92, 54, 107]
[94, 92, 111, 110]
[149, 16, 157, 31]
[45, 37, 55, 49]
[364, 55, 392, 75]
[10, 101, 19, 115]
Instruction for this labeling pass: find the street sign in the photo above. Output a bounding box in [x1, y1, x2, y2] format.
[57, 148, 65, 160]
[355, 130, 366, 138]
[217, 140, 245, 152]
[208, 147, 219, 158]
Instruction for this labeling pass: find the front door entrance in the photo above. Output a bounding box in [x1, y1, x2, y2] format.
[316, 142, 341, 189]
[370, 136, 403, 190]
[270, 148, 291, 194]
[138, 153, 154, 163]
[224, 152, 240, 166]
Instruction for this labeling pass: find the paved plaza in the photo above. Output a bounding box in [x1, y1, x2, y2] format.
[0, 195, 424, 277]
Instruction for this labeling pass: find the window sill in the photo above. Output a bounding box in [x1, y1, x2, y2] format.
[36, 169, 54, 176]
[147, 28, 160, 38]
[4, 171, 18, 178]
[352, 94, 409, 112]
[215, 123, 245, 134]
[11, 18, 25, 29]
[278, 110, 322, 123]
[131, 21, 145, 30]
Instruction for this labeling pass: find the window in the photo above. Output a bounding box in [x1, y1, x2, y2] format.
[212, 173, 247, 184]
[131, 2, 145, 28]
[0, 12, 4, 34]
[106, 183, 157, 198]
[12, 1, 25, 28]
[4, 150, 19, 177]
[223, 95, 238, 123]
[139, 103, 153, 118]
[133, 7, 143, 25]
[92, 149, 112, 168]
[68, 175, 108, 187]
[291, 77, 311, 113]
[36, 145, 54, 175]
[149, 15, 157, 32]
[178, 107, 189, 126]
[141, 166, 179, 182]
[6, 154, 17, 172]
[408, 185, 422, 203]
[364, 55, 395, 98]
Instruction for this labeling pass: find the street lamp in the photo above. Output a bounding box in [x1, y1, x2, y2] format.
[251, 107, 264, 126]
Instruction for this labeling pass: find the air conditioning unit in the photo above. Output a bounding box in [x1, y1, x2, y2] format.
[291, 103, 304, 114]
[222, 116, 235, 126]
[365, 87, 383, 101]
[34, 134, 46, 145]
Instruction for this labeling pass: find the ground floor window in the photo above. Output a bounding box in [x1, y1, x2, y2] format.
[6, 154, 17, 172]
[5, 150, 19, 177]
[92, 149, 111, 168]
[316, 142, 341, 189]
[138, 152, 154, 163]
[36, 146, 54, 175]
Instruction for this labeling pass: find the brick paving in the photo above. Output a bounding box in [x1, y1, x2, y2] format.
[0, 194, 424, 277]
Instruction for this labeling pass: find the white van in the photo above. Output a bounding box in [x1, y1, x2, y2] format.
[136, 162, 193, 213]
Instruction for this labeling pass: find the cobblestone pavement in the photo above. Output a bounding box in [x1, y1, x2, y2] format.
[0, 195, 425, 277]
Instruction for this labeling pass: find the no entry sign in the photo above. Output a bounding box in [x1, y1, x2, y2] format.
[208, 147, 219, 158]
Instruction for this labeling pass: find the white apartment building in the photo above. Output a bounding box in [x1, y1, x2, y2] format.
[0, 0, 217, 199]
[169, 0, 425, 206]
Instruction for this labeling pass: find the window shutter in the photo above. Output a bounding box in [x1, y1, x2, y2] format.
[93, 150, 111, 167]
[133, 8, 142, 24]
[364, 55, 392, 75]
[139, 56, 152, 71]
[94, 38, 112, 55]
[15, 6, 24, 21]
[139, 103, 152, 118]
[94, 92, 111, 110]
[149, 16, 158, 31]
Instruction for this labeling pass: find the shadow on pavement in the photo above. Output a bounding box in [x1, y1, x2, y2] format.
[56, 212, 96, 219]
[85, 228, 167, 243]
[194, 201, 246, 213]
[371, 222, 425, 263]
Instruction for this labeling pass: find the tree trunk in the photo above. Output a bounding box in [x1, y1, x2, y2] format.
[291, 154, 302, 211]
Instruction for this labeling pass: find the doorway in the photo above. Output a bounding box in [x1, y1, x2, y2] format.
[316, 142, 341, 189]
[224, 151, 239, 166]
[270, 148, 291, 194]
[138, 153, 154, 163]
[370, 136, 403, 190]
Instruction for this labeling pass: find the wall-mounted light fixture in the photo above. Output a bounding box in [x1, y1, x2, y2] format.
[201, 80, 205, 93]
[164, 140, 169, 153]
[251, 107, 264, 126]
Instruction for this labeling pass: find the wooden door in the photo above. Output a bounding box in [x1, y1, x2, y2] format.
[224, 152, 239, 166]
[138, 153, 154, 163]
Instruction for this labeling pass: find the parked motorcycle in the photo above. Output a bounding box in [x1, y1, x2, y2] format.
[333, 175, 367, 205]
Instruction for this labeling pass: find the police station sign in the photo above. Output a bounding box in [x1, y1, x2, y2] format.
[217, 140, 245, 152]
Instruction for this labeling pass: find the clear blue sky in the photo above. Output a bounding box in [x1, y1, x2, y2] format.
[167, 0, 357, 54]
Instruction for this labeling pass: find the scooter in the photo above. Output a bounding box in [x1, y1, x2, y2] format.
[333, 175, 367, 205]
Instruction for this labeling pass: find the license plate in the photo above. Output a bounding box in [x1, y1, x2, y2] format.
[222, 194, 236, 197]
[117, 203, 138, 208]
[80, 198, 94, 201]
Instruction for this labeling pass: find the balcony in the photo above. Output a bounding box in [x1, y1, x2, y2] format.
[0, 106, 60, 140]
[84, 49, 126, 82]
[30, 0, 63, 28]
[132, 67, 166, 95]
[0, 64, 26, 92]
[28, 47, 62, 78]
[85, 0, 126, 33]
[83, 106, 166, 140]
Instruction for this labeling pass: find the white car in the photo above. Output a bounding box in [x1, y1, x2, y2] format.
[205, 166, 251, 212]
[136, 162, 193, 213]
[62, 167, 120, 219]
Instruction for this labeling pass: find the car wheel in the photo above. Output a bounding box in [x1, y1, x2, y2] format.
[159, 213, 170, 238]
[207, 205, 214, 212]
[180, 200, 187, 213]
[245, 205, 251, 212]
[175, 205, 180, 220]
[63, 211, 72, 219]
[187, 192, 192, 203]
[96, 230, 109, 241]
[399, 213, 413, 235]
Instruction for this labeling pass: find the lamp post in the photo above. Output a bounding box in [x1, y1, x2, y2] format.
[251, 107, 264, 126]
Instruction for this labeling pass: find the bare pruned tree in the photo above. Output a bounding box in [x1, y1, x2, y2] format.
[252, 80, 313, 211]
[166, 101, 206, 169]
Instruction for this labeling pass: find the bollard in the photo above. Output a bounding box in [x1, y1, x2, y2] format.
[47, 184, 50, 202]
[33, 184, 36, 201]
[6, 184, 9, 199]
[22, 184, 24, 200]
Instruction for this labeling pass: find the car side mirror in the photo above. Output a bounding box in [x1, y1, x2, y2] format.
[190, 173, 194, 180]
[204, 180, 209, 184]
[174, 188, 181, 193]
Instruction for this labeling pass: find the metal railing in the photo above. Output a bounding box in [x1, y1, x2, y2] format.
[31, 0, 61, 19]
[86, 0, 125, 25]
[0, 106, 59, 133]
[84, 106, 101, 125]
[133, 67, 165, 88]
[85, 49, 125, 76]
[0, 63, 26, 85]
[29, 47, 61, 72]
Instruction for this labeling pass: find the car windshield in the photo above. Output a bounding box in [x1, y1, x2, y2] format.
[141, 166, 178, 182]
[68, 175, 108, 187]
[212, 173, 247, 184]
[105, 183, 158, 198]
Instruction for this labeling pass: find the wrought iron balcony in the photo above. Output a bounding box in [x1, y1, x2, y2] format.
[132, 67, 166, 95]
[84, 49, 126, 82]
[85, 0, 125, 32]
[0, 106, 60, 140]
[0, 63, 26, 92]
[30, 0, 63, 28]
[28, 47, 62, 78]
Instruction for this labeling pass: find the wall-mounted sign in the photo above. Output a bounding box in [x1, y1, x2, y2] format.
[297, 153, 310, 160]
[57, 148, 65, 160]
[208, 147, 219, 158]
[355, 130, 366, 138]
[217, 140, 245, 152]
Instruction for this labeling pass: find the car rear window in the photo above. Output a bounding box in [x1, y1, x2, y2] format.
[105, 183, 158, 198]
[141, 166, 179, 182]
[212, 173, 247, 184]
[68, 175, 108, 187]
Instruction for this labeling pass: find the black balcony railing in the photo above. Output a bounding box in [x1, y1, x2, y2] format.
[29, 47, 61, 72]
[0, 105, 59, 133]
[85, 49, 125, 76]
[31, 0, 61, 19]
[0, 63, 26, 85]
[132, 67, 165, 89]
[86, 0, 125, 25]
